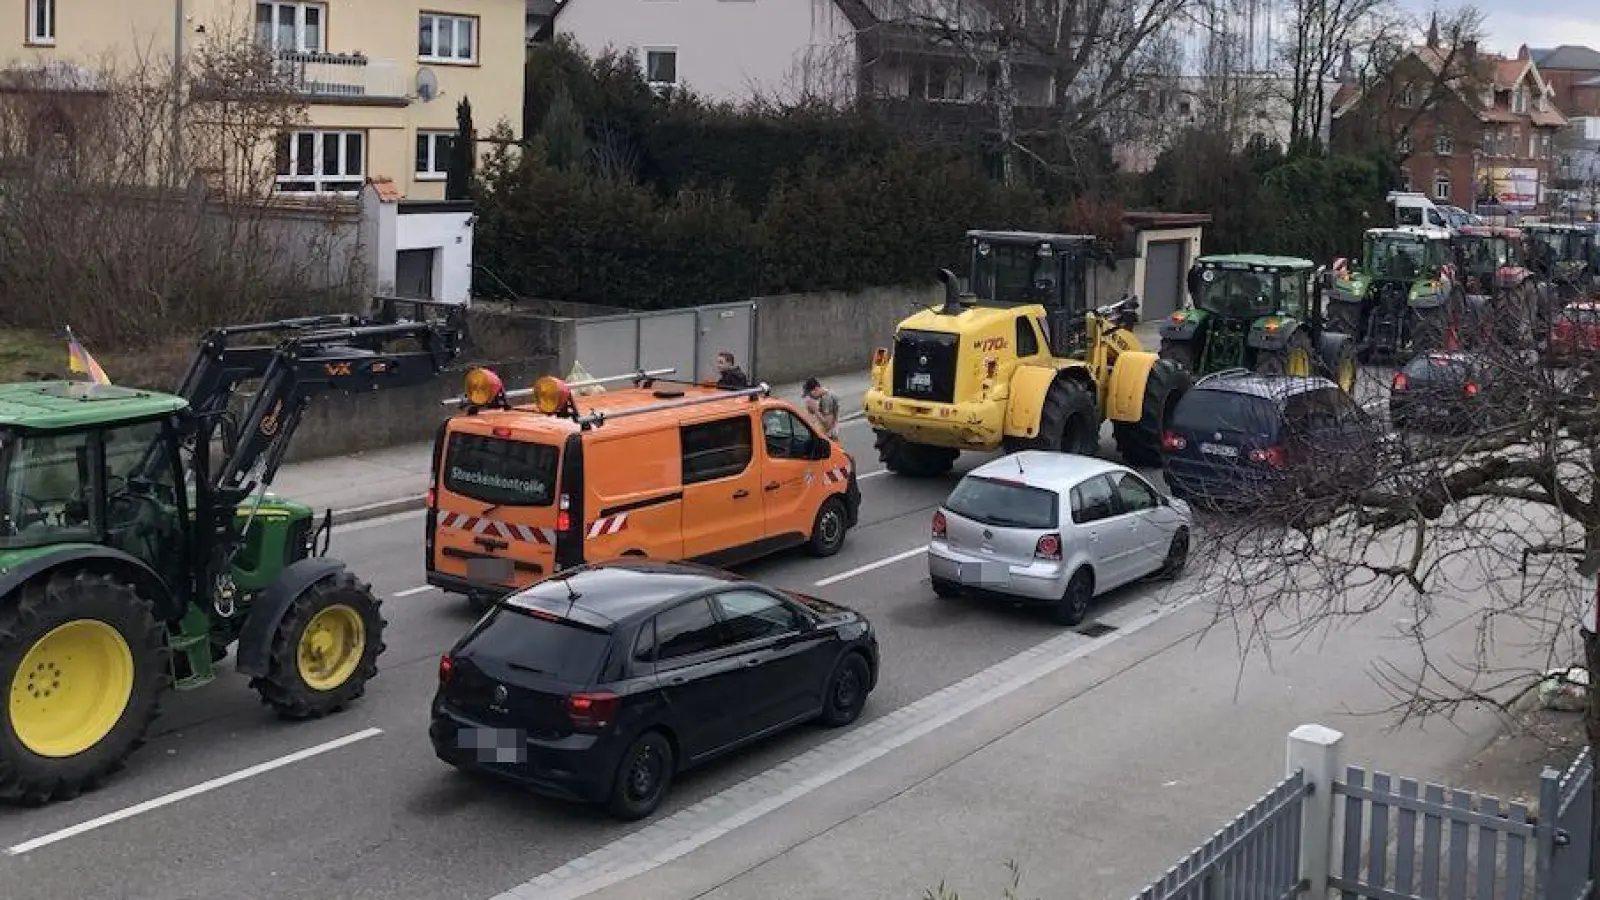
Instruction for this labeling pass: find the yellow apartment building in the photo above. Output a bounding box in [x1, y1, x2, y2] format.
[1, 0, 525, 201]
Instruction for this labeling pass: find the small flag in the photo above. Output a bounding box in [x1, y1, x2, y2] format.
[66, 328, 111, 385]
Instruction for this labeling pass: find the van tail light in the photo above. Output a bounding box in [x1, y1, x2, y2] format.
[1248, 446, 1287, 468]
[1392, 372, 1409, 391]
[425, 488, 436, 509]
[565, 691, 620, 730]
[932, 510, 947, 539]
[556, 493, 572, 531]
[1035, 533, 1062, 560]
[1463, 381, 1480, 397]
[1161, 431, 1187, 451]
[438, 654, 454, 686]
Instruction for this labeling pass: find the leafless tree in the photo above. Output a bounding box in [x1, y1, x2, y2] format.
[1179, 311, 1600, 789]
[869, 0, 1196, 184]
[0, 18, 365, 360]
[1275, 0, 1394, 149]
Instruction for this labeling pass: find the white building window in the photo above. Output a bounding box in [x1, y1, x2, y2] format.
[256, 2, 325, 53]
[416, 131, 455, 180]
[1397, 134, 1413, 155]
[419, 13, 476, 63]
[275, 130, 364, 194]
[1512, 87, 1527, 114]
[1433, 173, 1451, 201]
[1434, 132, 1453, 155]
[27, 0, 55, 45]
[1398, 83, 1415, 107]
[644, 48, 678, 90]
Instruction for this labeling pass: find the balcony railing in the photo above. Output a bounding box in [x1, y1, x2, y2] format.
[271, 51, 410, 104]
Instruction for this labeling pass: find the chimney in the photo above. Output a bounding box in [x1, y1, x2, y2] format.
[1462, 39, 1477, 62]
[1518, 43, 1530, 61]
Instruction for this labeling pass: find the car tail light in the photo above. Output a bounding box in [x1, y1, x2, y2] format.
[1035, 533, 1062, 560]
[492, 426, 513, 438]
[566, 691, 620, 730]
[425, 488, 436, 509]
[932, 510, 947, 539]
[1463, 381, 1480, 397]
[1248, 446, 1287, 468]
[1392, 372, 1409, 391]
[1161, 431, 1187, 451]
[438, 654, 454, 685]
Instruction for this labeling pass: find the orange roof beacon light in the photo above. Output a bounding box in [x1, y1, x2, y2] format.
[463, 367, 505, 408]
[532, 375, 572, 415]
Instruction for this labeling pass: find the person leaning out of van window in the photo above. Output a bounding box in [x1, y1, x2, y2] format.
[713, 351, 749, 389]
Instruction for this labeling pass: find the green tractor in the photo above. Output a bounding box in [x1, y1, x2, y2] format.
[1324, 225, 1458, 361]
[0, 299, 464, 803]
[1157, 254, 1359, 392]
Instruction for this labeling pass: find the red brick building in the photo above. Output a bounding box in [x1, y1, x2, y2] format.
[1330, 33, 1567, 213]
[1531, 45, 1600, 118]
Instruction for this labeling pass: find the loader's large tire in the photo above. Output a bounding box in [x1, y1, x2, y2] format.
[250, 571, 386, 720]
[1113, 359, 1191, 468]
[1003, 377, 1099, 456]
[0, 571, 168, 804]
[872, 430, 957, 479]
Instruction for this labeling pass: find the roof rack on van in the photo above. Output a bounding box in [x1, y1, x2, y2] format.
[1194, 368, 1251, 386]
[440, 367, 676, 409]
[577, 382, 772, 430]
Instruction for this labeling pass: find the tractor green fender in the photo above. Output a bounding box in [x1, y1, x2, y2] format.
[1246, 316, 1303, 352]
[235, 556, 349, 678]
[0, 544, 180, 621]
[1157, 308, 1208, 341]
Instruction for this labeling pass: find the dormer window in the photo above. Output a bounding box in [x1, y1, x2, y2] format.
[1399, 83, 1416, 107]
[1513, 86, 1527, 113]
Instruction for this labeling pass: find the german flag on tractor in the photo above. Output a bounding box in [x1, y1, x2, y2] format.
[66, 327, 111, 385]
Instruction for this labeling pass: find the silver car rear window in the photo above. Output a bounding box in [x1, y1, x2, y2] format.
[945, 475, 1059, 529]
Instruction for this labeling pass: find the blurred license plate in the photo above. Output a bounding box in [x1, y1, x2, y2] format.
[1200, 442, 1239, 458]
[467, 557, 514, 583]
[956, 562, 1008, 585]
[457, 727, 526, 764]
[908, 372, 932, 391]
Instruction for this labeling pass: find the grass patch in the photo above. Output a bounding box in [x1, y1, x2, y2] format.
[0, 328, 67, 382]
[0, 328, 193, 389]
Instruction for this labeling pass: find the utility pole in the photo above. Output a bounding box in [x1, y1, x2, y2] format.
[171, 0, 185, 186]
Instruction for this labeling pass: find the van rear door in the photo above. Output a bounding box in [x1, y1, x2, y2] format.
[431, 426, 562, 592]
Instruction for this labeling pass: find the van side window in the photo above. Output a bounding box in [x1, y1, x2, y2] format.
[761, 409, 819, 460]
[1015, 318, 1040, 356]
[681, 415, 754, 484]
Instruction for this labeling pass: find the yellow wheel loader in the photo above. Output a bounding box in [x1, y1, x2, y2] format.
[864, 230, 1192, 478]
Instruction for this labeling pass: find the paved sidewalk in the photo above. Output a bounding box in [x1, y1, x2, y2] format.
[269, 371, 877, 523]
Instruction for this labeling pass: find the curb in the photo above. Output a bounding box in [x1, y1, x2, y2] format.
[330, 495, 427, 527]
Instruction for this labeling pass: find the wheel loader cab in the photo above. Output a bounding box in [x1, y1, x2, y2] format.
[967, 231, 1101, 358]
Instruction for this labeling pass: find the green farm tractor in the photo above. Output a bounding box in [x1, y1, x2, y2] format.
[0, 299, 464, 803]
[1324, 225, 1458, 361]
[1157, 254, 1359, 392]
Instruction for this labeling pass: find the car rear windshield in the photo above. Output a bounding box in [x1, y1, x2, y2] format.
[1559, 306, 1600, 326]
[1401, 355, 1471, 382]
[944, 475, 1059, 529]
[443, 433, 558, 507]
[460, 607, 611, 682]
[1173, 390, 1279, 437]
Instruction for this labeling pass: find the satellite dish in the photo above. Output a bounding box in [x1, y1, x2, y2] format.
[415, 67, 438, 102]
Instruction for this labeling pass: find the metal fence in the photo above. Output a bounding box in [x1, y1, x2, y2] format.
[1132, 769, 1308, 900]
[1131, 726, 1596, 900]
[571, 300, 758, 386]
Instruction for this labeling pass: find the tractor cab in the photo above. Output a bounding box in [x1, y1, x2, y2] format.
[966, 230, 1107, 358]
[1523, 223, 1598, 284]
[1452, 225, 1528, 295]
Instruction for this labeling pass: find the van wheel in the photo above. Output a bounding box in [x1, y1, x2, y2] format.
[806, 498, 848, 558]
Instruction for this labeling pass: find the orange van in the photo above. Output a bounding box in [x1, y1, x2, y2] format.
[424, 367, 862, 608]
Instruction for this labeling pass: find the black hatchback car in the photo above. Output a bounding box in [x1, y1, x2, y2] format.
[1389, 351, 1523, 434]
[1160, 371, 1385, 507]
[430, 559, 879, 820]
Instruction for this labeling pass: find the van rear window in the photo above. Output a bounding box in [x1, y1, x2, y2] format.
[443, 433, 558, 506]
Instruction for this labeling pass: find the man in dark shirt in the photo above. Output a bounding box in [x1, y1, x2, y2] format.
[714, 351, 749, 389]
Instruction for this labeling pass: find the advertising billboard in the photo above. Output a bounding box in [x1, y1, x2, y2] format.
[1487, 166, 1541, 209]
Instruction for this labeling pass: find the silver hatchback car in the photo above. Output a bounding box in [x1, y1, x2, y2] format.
[928, 451, 1192, 625]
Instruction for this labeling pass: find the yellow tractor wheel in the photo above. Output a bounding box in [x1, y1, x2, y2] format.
[0, 571, 168, 805]
[1254, 331, 1317, 379]
[250, 571, 386, 720]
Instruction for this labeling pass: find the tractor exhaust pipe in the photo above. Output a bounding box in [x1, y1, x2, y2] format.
[938, 268, 965, 315]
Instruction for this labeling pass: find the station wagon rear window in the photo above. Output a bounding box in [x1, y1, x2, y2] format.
[944, 475, 1058, 529]
[1173, 391, 1279, 437]
[443, 433, 558, 506]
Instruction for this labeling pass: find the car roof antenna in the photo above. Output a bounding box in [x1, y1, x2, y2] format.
[1016, 452, 1025, 475]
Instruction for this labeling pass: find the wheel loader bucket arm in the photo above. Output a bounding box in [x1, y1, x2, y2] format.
[177, 298, 466, 507]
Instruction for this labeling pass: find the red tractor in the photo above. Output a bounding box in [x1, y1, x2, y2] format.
[1449, 224, 1539, 350]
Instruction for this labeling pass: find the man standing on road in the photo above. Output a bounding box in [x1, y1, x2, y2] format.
[714, 351, 749, 389]
[804, 376, 839, 440]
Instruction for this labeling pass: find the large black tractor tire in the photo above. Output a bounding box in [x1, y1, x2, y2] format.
[1113, 359, 1191, 469]
[1253, 330, 1317, 378]
[1326, 300, 1364, 344]
[1003, 377, 1099, 457]
[1315, 333, 1360, 394]
[1158, 339, 1201, 374]
[0, 571, 168, 804]
[873, 430, 957, 479]
[250, 571, 387, 720]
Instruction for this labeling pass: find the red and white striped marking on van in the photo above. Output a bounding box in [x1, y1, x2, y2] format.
[438, 511, 556, 546]
[822, 465, 851, 485]
[586, 513, 630, 539]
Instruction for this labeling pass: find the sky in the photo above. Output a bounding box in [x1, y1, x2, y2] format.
[1397, 0, 1600, 57]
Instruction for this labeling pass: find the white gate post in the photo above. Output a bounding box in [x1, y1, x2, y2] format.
[1287, 723, 1345, 897]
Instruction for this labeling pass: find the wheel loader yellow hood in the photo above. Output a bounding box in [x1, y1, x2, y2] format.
[896, 303, 1049, 333]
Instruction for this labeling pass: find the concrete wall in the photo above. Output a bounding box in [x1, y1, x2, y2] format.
[752, 284, 940, 385]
